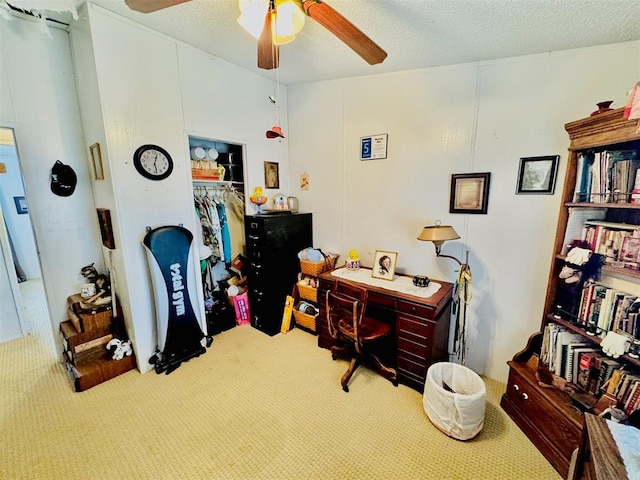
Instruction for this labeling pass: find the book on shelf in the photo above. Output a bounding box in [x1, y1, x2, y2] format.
[576, 351, 600, 391]
[572, 150, 639, 204]
[616, 372, 640, 403]
[596, 288, 617, 334]
[542, 323, 564, 369]
[590, 354, 605, 395]
[578, 283, 596, 328]
[596, 358, 622, 394]
[605, 367, 626, 396]
[554, 331, 583, 377]
[612, 294, 638, 333]
[566, 343, 594, 383]
[623, 381, 640, 415]
[620, 236, 640, 269]
[587, 285, 607, 333]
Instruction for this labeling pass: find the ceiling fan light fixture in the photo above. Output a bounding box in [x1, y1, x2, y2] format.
[273, 0, 305, 37]
[238, 0, 304, 42]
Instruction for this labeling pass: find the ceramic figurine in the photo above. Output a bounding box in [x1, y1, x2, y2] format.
[346, 249, 361, 270]
[250, 186, 267, 213]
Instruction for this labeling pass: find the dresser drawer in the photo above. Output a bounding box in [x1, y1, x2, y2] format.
[506, 369, 581, 461]
[397, 299, 436, 319]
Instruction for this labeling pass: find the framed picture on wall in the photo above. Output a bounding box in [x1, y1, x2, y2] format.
[450, 172, 491, 214]
[516, 155, 559, 194]
[90, 143, 104, 181]
[372, 250, 398, 281]
[13, 196, 28, 215]
[96, 208, 115, 249]
[264, 161, 279, 189]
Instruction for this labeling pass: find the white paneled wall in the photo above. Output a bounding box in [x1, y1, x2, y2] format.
[1, 14, 104, 342]
[289, 42, 640, 381]
[71, 5, 291, 372]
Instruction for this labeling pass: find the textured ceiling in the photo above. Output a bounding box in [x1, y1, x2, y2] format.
[48, 1, 640, 85]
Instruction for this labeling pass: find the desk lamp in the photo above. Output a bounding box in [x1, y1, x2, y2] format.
[417, 220, 471, 365]
[417, 221, 468, 266]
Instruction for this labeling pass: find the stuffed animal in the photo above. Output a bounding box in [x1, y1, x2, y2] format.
[106, 338, 133, 361]
[80, 263, 99, 284]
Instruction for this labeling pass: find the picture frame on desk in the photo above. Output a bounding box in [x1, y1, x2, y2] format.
[372, 250, 397, 281]
[450, 172, 491, 214]
[516, 155, 559, 195]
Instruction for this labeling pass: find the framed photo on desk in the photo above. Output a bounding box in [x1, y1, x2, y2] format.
[372, 250, 397, 281]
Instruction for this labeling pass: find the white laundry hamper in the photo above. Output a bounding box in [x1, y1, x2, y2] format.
[423, 362, 486, 440]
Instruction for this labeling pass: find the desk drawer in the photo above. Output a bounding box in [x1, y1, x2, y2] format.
[397, 336, 429, 359]
[398, 365, 426, 392]
[398, 355, 428, 379]
[397, 315, 433, 340]
[397, 299, 436, 319]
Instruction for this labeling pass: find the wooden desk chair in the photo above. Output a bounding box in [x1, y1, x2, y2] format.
[325, 286, 397, 392]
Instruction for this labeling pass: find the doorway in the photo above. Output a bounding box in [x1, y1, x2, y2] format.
[0, 126, 52, 345]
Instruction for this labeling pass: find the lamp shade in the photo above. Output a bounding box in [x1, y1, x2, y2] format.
[417, 225, 460, 243]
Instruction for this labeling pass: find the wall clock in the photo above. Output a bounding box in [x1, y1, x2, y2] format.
[133, 144, 173, 180]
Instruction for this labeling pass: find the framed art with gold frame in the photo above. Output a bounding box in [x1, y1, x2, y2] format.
[450, 172, 491, 214]
[264, 161, 279, 189]
[90, 143, 104, 180]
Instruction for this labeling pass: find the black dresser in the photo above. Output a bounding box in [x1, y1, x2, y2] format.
[244, 213, 313, 336]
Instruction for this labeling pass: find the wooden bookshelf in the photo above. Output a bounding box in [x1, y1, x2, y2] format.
[502, 109, 640, 478]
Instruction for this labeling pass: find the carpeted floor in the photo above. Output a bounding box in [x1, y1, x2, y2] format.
[1, 280, 560, 479]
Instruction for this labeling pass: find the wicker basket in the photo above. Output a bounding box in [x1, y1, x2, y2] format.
[297, 283, 318, 302]
[293, 308, 317, 332]
[300, 253, 338, 276]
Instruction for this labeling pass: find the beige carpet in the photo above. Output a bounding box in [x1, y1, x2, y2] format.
[1, 285, 560, 479]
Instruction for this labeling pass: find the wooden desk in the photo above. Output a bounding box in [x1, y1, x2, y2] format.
[317, 269, 453, 392]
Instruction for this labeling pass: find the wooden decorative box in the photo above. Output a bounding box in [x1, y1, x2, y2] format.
[65, 355, 136, 392]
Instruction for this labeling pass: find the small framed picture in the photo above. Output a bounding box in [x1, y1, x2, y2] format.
[13, 196, 28, 215]
[372, 250, 398, 281]
[516, 155, 559, 194]
[90, 142, 104, 180]
[96, 208, 116, 249]
[450, 172, 491, 214]
[264, 161, 279, 189]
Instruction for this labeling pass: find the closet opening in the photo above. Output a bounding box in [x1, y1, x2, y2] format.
[189, 135, 247, 336]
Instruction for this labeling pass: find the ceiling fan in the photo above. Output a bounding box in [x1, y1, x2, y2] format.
[124, 0, 387, 70]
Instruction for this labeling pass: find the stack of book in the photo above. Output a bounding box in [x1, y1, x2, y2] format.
[575, 283, 640, 339]
[541, 323, 640, 415]
[61, 295, 136, 392]
[573, 150, 639, 203]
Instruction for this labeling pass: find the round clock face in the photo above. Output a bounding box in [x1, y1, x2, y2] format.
[133, 144, 173, 180]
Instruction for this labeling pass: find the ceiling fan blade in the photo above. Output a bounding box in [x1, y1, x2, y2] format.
[125, 0, 191, 14]
[258, 9, 279, 70]
[301, 0, 387, 65]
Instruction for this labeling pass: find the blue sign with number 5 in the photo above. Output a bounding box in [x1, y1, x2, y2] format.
[361, 137, 372, 159]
